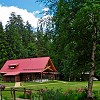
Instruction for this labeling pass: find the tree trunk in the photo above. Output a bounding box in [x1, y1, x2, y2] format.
[87, 25, 97, 99]
[87, 41, 96, 98]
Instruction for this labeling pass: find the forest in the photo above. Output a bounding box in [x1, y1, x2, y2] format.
[0, 0, 100, 80]
[0, 0, 100, 99]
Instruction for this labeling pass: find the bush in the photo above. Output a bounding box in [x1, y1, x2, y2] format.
[38, 87, 88, 100]
[18, 92, 42, 100]
[18, 94, 27, 99]
[38, 88, 66, 100]
[93, 90, 100, 100]
[18, 88, 100, 100]
[38, 87, 100, 100]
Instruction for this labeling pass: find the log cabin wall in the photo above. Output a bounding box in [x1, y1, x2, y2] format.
[2, 76, 6, 82]
[15, 75, 20, 82]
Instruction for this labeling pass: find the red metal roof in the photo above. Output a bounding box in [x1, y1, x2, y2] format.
[0, 57, 57, 76]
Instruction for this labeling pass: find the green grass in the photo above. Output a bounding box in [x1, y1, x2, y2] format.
[1, 80, 100, 99]
[1, 80, 100, 91]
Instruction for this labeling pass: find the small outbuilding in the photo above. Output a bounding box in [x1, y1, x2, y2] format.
[0, 57, 57, 82]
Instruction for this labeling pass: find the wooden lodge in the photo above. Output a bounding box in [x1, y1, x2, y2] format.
[0, 57, 58, 82]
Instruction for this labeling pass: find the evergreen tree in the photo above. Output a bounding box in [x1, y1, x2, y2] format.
[5, 12, 27, 59]
[0, 22, 8, 68]
[35, 17, 54, 57]
[35, 24, 47, 57]
[25, 21, 37, 57]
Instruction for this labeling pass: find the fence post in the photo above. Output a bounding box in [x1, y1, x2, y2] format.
[24, 88, 26, 98]
[13, 88, 16, 100]
[30, 90, 32, 100]
[11, 87, 13, 98]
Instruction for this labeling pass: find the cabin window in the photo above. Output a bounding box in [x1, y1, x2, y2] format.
[8, 64, 19, 69]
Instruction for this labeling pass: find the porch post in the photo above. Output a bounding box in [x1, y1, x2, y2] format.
[32, 73, 34, 81]
[53, 72, 55, 80]
[41, 72, 42, 82]
[34, 74, 35, 82]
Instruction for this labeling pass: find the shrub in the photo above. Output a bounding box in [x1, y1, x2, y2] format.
[93, 90, 100, 100]
[18, 92, 42, 100]
[38, 88, 66, 100]
[38, 87, 88, 100]
[18, 87, 100, 100]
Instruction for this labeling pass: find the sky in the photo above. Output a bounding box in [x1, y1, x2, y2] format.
[0, 0, 49, 28]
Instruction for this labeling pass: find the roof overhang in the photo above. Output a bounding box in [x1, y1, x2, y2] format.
[3, 72, 20, 76]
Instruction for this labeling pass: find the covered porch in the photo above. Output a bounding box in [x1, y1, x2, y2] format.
[2, 65, 57, 82]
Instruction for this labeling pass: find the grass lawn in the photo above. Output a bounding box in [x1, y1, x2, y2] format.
[1, 80, 100, 99]
[23, 80, 100, 91]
